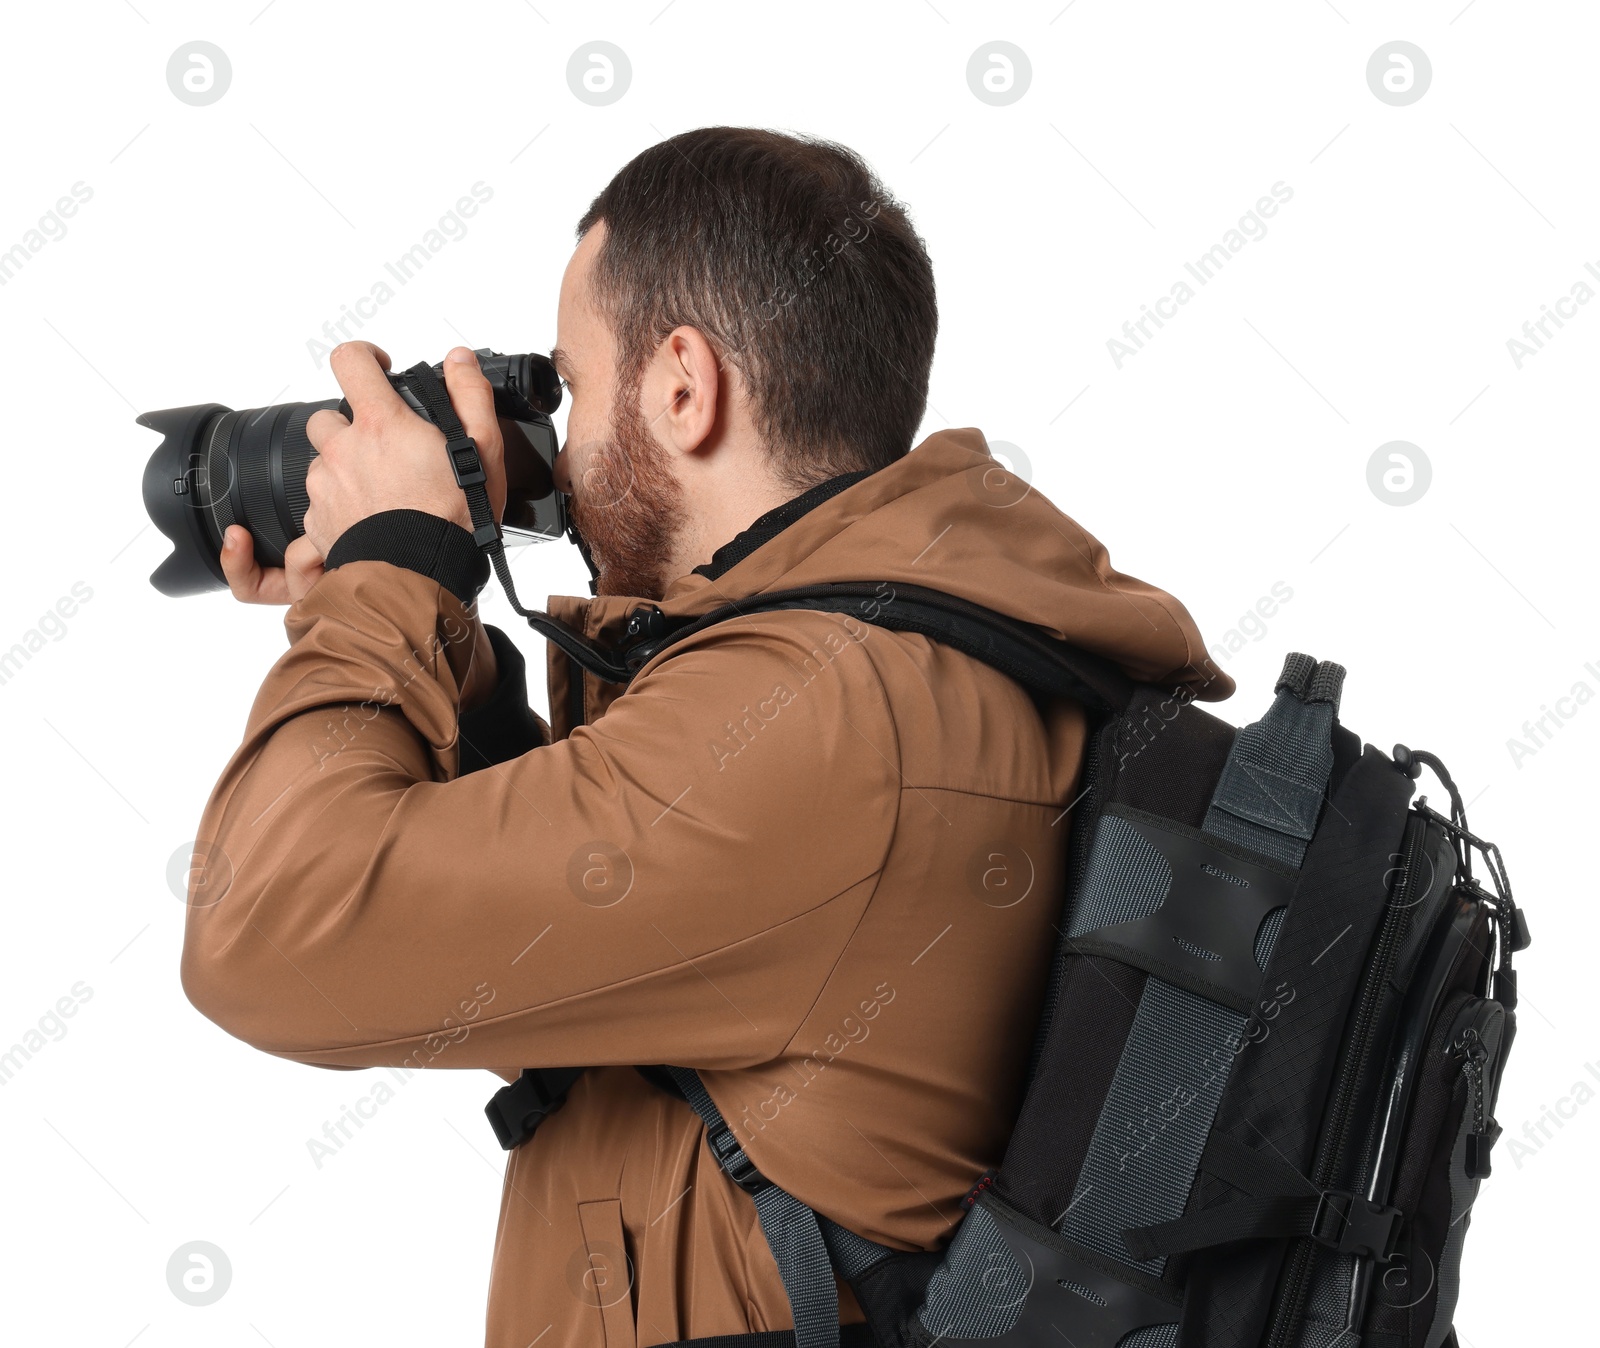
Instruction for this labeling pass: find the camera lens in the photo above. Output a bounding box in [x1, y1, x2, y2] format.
[139, 396, 340, 595]
[139, 351, 566, 598]
[198, 399, 340, 567]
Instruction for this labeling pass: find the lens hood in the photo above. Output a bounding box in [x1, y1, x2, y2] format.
[138, 402, 231, 596]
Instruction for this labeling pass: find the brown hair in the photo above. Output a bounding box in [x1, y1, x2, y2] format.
[575, 126, 938, 489]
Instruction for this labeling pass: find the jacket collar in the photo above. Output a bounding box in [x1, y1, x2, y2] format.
[690, 471, 871, 582]
[546, 425, 1236, 715]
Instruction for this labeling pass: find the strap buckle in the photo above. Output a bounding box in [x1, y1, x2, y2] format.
[484, 1070, 569, 1151]
[1311, 1190, 1403, 1262]
[446, 435, 487, 488]
[705, 1120, 768, 1194]
[621, 604, 669, 672]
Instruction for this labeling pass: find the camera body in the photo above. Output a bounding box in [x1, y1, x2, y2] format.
[138, 349, 565, 597]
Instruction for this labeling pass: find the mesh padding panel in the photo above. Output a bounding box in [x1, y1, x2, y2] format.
[1067, 814, 1173, 939]
[1254, 905, 1288, 970]
[914, 1200, 1028, 1340]
[1120, 1325, 1179, 1348]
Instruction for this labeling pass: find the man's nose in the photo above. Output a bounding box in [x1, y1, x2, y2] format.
[552, 444, 571, 494]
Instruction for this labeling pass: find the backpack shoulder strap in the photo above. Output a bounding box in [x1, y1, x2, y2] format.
[619, 580, 1138, 714]
[659, 1065, 897, 1348]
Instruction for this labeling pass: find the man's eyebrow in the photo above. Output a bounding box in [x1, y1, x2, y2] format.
[548, 346, 572, 380]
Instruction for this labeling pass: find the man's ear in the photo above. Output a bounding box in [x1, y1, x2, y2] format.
[641, 326, 722, 457]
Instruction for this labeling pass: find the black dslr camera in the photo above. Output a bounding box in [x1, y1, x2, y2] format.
[138, 349, 567, 596]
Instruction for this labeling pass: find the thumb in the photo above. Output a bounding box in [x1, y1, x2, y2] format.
[284, 535, 326, 603]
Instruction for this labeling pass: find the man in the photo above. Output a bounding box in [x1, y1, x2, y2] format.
[182, 126, 1230, 1347]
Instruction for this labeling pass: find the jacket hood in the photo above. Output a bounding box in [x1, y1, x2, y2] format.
[643, 428, 1233, 703]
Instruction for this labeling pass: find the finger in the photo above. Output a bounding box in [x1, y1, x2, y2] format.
[283, 535, 326, 604]
[305, 406, 351, 452]
[442, 347, 498, 445]
[218, 525, 258, 598]
[444, 347, 506, 517]
[329, 341, 408, 425]
[220, 525, 289, 604]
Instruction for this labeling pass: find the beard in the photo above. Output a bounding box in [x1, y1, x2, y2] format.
[565, 379, 686, 599]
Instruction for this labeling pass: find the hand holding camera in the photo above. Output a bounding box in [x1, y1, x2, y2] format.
[216, 342, 509, 604]
[298, 342, 507, 555]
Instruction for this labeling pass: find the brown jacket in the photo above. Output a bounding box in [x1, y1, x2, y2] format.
[181, 428, 1230, 1347]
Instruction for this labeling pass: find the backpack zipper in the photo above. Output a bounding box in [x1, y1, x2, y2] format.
[1456, 1027, 1486, 1136]
[1454, 1021, 1497, 1178]
[1264, 810, 1428, 1348]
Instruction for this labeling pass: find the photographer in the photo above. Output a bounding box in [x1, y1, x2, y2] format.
[181, 126, 1226, 1348]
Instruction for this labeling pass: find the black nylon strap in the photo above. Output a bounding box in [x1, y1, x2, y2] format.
[1123, 1194, 1322, 1263]
[1121, 1133, 1316, 1261]
[399, 361, 497, 545]
[1198, 1132, 1319, 1200]
[621, 582, 1136, 714]
[1121, 1133, 1402, 1264]
[395, 361, 630, 681]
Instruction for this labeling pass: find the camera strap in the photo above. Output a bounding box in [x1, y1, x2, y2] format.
[396, 361, 641, 684]
[398, 360, 508, 559]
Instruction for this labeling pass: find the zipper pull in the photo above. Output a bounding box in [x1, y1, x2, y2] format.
[1509, 904, 1532, 952]
[1455, 1028, 1495, 1179]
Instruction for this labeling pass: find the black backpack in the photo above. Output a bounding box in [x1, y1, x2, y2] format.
[485, 581, 1529, 1348]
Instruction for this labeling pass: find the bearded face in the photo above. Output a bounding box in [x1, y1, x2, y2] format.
[564, 373, 686, 600]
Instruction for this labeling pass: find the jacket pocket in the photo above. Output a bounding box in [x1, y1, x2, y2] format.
[574, 1198, 637, 1348]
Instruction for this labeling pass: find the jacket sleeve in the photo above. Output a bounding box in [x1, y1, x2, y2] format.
[321, 507, 550, 770]
[179, 557, 900, 1076]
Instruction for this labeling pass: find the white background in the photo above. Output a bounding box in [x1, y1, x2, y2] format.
[0, 2, 1593, 1344]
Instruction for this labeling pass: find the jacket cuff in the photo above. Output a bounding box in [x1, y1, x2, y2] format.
[324, 509, 490, 607]
[457, 624, 548, 774]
